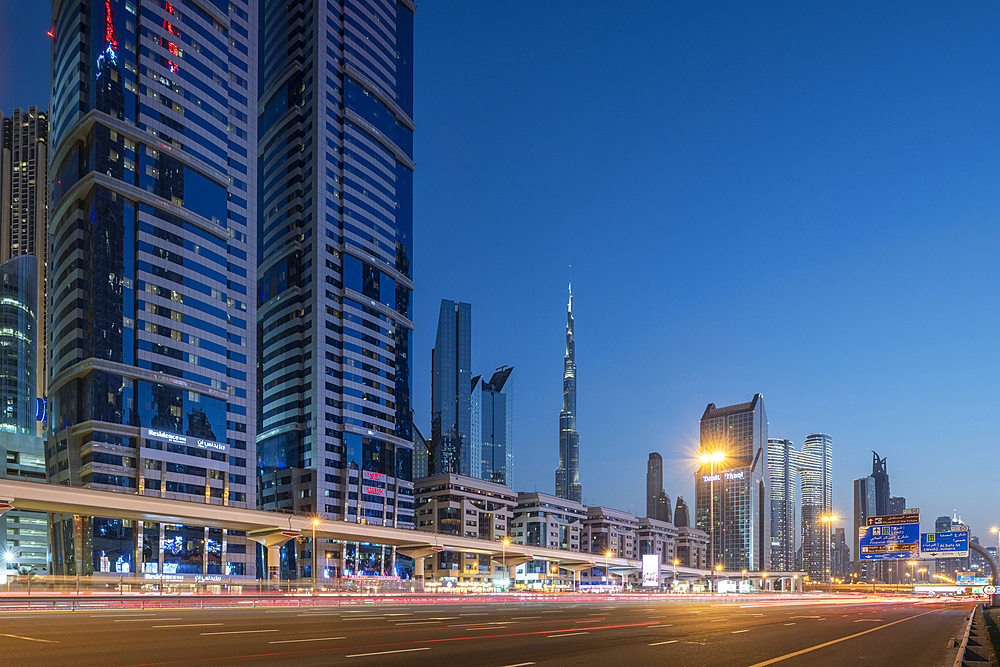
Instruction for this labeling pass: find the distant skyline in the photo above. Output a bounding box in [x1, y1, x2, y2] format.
[2, 2, 998, 540]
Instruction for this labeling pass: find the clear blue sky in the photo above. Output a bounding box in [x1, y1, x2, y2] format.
[2, 2, 998, 543]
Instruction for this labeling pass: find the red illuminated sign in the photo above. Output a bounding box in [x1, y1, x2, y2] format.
[164, 21, 180, 36]
[362, 485, 385, 497]
[105, 0, 118, 49]
[362, 471, 387, 482]
[165, 2, 175, 14]
[160, 37, 182, 57]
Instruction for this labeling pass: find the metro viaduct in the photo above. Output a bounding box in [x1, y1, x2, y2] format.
[0, 477, 736, 588]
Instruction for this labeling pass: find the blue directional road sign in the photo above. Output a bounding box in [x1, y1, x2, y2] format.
[860, 514, 919, 560]
[920, 530, 970, 559]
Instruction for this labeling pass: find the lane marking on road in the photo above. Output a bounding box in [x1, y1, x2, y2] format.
[854, 619, 883, 622]
[346, 647, 430, 658]
[732, 629, 750, 633]
[152, 623, 223, 628]
[115, 618, 182, 622]
[541, 611, 561, 614]
[201, 630, 279, 636]
[498, 662, 535, 667]
[649, 639, 679, 646]
[790, 615, 822, 619]
[575, 619, 605, 623]
[459, 613, 488, 616]
[395, 621, 441, 626]
[547, 632, 588, 638]
[341, 616, 384, 620]
[269, 637, 345, 644]
[745, 610, 939, 667]
[512, 616, 541, 620]
[92, 614, 157, 617]
[297, 613, 340, 617]
[0, 633, 58, 643]
[784, 623, 796, 626]
[709, 618, 726, 622]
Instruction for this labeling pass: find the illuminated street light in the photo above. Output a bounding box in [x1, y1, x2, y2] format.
[312, 518, 320, 594]
[605, 550, 613, 592]
[820, 515, 839, 593]
[699, 450, 726, 592]
[501, 538, 510, 589]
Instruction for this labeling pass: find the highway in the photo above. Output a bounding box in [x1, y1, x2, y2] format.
[0, 595, 974, 666]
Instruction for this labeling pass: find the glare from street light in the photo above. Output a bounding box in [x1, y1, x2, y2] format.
[699, 452, 725, 464]
[2, 550, 14, 563]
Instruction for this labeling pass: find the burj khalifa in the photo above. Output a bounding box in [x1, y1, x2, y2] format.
[555, 277, 582, 502]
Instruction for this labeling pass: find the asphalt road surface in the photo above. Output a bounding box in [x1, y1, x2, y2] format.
[0, 596, 974, 666]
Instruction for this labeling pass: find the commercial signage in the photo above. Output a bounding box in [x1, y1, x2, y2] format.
[920, 530, 970, 559]
[142, 428, 227, 453]
[957, 574, 975, 585]
[363, 471, 387, 482]
[362, 485, 385, 497]
[860, 512, 919, 560]
[642, 554, 660, 587]
[701, 471, 746, 483]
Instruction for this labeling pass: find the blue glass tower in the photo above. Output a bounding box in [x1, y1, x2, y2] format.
[47, 0, 258, 577]
[257, 0, 416, 542]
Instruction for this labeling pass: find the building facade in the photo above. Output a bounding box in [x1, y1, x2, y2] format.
[676, 526, 709, 569]
[853, 475, 876, 579]
[637, 517, 678, 565]
[695, 394, 769, 571]
[798, 433, 833, 582]
[646, 452, 662, 518]
[414, 473, 514, 588]
[47, 0, 258, 578]
[256, 0, 417, 582]
[0, 255, 47, 572]
[429, 300, 470, 476]
[767, 438, 795, 572]
[471, 366, 513, 486]
[1, 107, 48, 416]
[511, 491, 585, 551]
[555, 279, 581, 502]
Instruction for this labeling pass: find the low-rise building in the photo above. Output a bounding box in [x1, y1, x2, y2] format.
[676, 525, 709, 569]
[637, 517, 678, 565]
[414, 473, 516, 589]
[511, 492, 586, 589]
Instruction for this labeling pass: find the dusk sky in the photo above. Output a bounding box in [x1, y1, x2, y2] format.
[2, 2, 998, 545]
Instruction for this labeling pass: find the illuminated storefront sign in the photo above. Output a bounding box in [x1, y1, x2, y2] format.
[363, 471, 387, 482]
[362, 485, 385, 497]
[702, 470, 746, 483]
[142, 428, 227, 453]
[105, 0, 117, 49]
[642, 554, 660, 587]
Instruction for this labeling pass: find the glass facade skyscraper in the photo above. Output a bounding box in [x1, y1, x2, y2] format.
[429, 300, 470, 476]
[257, 0, 416, 538]
[767, 438, 796, 572]
[47, 0, 257, 577]
[798, 433, 833, 581]
[471, 367, 513, 486]
[696, 394, 769, 571]
[555, 279, 581, 503]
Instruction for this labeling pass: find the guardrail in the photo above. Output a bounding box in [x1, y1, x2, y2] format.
[953, 604, 991, 666]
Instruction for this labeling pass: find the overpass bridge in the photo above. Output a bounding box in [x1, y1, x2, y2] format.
[0, 478, 711, 587]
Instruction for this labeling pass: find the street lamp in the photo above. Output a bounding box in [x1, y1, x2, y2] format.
[906, 560, 917, 589]
[605, 550, 613, 592]
[700, 451, 725, 592]
[714, 563, 722, 594]
[820, 515, 838, 593]
[672, 559, 679, 592]
[501, 538, 510, 589]
[312, 518, 320, 593]
[762, 571, 768, 592]
[918, 567, 927, 583]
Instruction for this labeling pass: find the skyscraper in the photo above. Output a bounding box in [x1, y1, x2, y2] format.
[555, 279, 581, 503]
[472, 367, 513, 486]
[767, 438, 796, 571]
[257, 0, 416, 542]
[889, 496, 906, 514]
[1, 107, 48, 418]
[674, 497, 690, 527]
[646, 453, 663, 519]
[430, 300, 471, 475]
[853, 475, 876, 579]
[47, 0, 258, 577]
[871, 451, 890, 516]
[695, 394, 769, 571]
[0, 255, 47, 573]
[798, 433, 833, 581]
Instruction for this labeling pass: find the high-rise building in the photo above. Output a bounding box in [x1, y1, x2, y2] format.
[871, 451, 890, 515]
[1, 107, 48, 420]
[257, 0, 416, 551]
[674, 496, 690, 528]
[555, 279, 581, 502]
[853, 475, 876, 578]
[0, 255, 48, 573]
[471, 367, 513, 486]
[430, 300, 471, 475]
[831, 527, 850, 578]
[767, 438, 796, 571]
[655, 491, 672, 523]
[47, 0, 258, 577]
[889, 496, 906, 514]
[646, 453, 663, 518]
[695, 394, 769, 571]
[798, 433, 833, 581]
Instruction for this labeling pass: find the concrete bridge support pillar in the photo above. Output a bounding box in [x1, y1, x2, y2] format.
[415, 556, 425, 592]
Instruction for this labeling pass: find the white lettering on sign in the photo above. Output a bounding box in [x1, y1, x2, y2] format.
[702, 471, 746, 483]
[362, 485, 385, 497]
[146, 429, 187, 445]
[363, 471, 387, 482]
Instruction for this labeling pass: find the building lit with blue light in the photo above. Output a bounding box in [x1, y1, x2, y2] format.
[47, 0, 257, 578]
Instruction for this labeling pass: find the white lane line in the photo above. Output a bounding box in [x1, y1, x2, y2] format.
[512, 616, 541, 620]
[383, 613, 413, 616]
[395, 621, 441, 625]
[649, 639, 679, 646]
[342, 616, 384, 620]
[270, 637, 346, 644]
[152, 623, 223, 628]
[732, 629, 750, 634]
[0, 633, 58, 643]
[854, 619, 884, 622]
[548, 632, 588, 638]
[297, 613, 340, 617]
[790, 615, 821, 619]
[114, 618, 182, 622]
[91, 613, 157, 617]
[201, 630, 280, 636]
[499, 663, 535, 667]
[459, 613, 488, 616]
[346, 647, 430, 658]
[709, 618, 726, 622]
[784, 623, 796, 626]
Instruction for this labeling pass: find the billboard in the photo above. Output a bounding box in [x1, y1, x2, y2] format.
[920, 530, 970, 559]
[642, 554, 660, 587]
[141, 427, 227, 453]
[859, 513, 919, 560]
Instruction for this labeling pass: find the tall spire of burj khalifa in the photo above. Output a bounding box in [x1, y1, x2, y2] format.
[556, 269, 582, 502]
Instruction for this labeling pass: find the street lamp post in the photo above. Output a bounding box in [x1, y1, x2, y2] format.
[700, 451, 725, 592]
[714, 563, 722, 593]
[742, 569, 747, 593]
[820, 515, 838, 593]
[673, 559, 679, 592]
[312, 518, 320, 594]
[501, 538, 509, 589]
[605, 550, 613, 592]
[762, 571, 768, 593]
